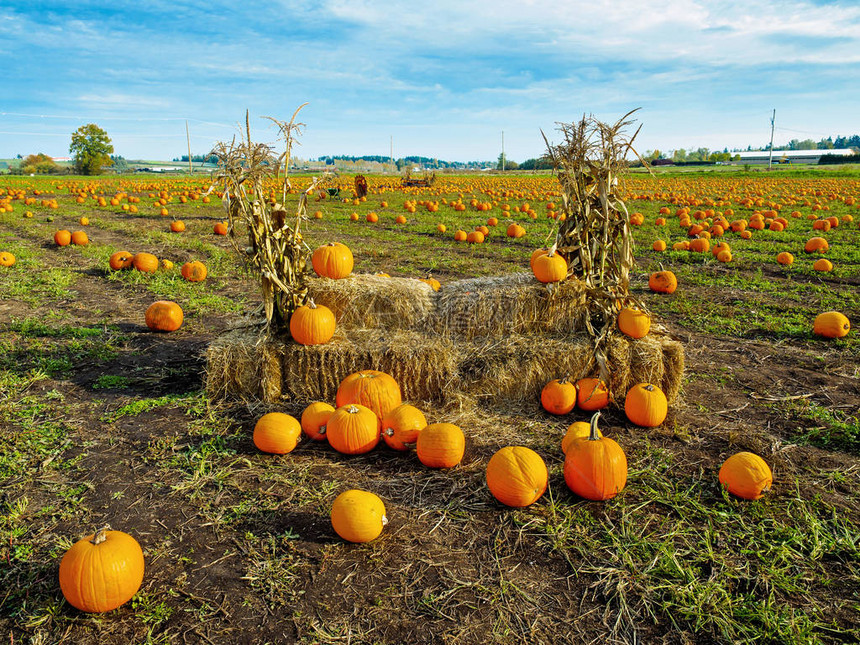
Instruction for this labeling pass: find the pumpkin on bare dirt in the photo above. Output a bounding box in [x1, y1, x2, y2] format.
[145, 300, 183, 332]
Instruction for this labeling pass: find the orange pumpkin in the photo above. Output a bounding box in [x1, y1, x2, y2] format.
[326, 404, 380, 455]
[776, 252, 794, 266]
[416, 423, 465, 468]
[312, 242, 354, 279]
[180, 260, 207, 282]
[486, 446, 548, 507]
[300, 402, 335, 441]
[532, 250, 567, 283]
[563, 412, 627, 501]
[253, 412, 301, 454]
[540, 378, 577, 415]
[330, 490, 387, 543]
[213, 221, 228, 235]
[624, 383, 668, 427]
[813, 311, 850, 338]
[145, 301, 183, 332]
[109, 251, 134, 270]
[0, 251, 16, 267]
[575, 378, 610, 411]
[652, 240, 667, 252]
[336, 370, 402, 426]
[381, 404, 427, 450]
[54, 230, 72, 246]
[132, 252, 159, 273]
[804, 237, 829, 253]
[59, 527, 145, 613]
[617, 307, 650, 339]
[648, 270, 677, 294]
[561, 420, 601, 455]
[813, 258, 833, 272]
[718, 452, 772, 500]
[170, 220, 185, 233]
[290, 301, 336, 345]
[70, 230, 89, 246]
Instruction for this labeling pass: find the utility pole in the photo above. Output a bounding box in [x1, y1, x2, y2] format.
[186, 121, 193, 174]
[501, 130, 505, 172]
[390, 135, 393, 172]
[767, 109, 775, 171]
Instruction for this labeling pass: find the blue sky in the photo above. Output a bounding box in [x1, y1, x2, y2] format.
[1, 0, 859, 162]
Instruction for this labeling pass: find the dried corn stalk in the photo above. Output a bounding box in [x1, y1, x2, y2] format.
[543, 111, 647, 385]
[210, 106, 330, 333]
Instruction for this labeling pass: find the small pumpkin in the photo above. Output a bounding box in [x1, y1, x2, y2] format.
[416, 423, 465, 468]
[290, 301, 336, 346]
[54, 230, 72, 246]
[563, 412, 627, 501]
[0, 251, 16, 267]
[813, 258, 833, 272]
[648, 270, 677, 294]
[486, 446, 548, 507]
[561, 420, 601, 455]
[813, 311, 850, 338]
[109, 251, 134, 270]
[776, 252, 794, 266]
[804, 237, 829, 253]
[336, 370, 402, 426]
[71, 230, 89, 246]
[132, 252, 159, 273]
[540, 378, 577, 415]
[381, 404, 427, 451]
[326, 404, 380, 455]
[180, 260, 207, 282]
[532, 249, 567, 284]
[718, 452, 772, 500]
[312, 242, 354, 279]
[213, 221, 228, 235]
[624, 383, 668, 427]
[575, 377, 610, 411]
[170, 220, 185, 233]
[145, 301, 183, 332]
[617, 307, 650, 339]
[301, 401, 335, 441]
[330, 490, 387, 543]
[253, 412, 301, 454]
[59, 526, 145, 613]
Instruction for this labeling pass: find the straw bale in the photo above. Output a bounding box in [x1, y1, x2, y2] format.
[205, 330, 276, 403]
[307, 274, 436, 331]
[434, 272, 588, 339]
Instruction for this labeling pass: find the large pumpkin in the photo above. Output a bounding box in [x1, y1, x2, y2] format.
[624, 383, 668, 427]
[312, 242, 354, 279]
[289, 302, 336, 345]
[648, 270, 677, 294]
[132, 252, 159, 273]
[330, 490, 387, 543]
[617, 307, 650, 339]
[486, 446, 548, 507]
[253, 412, 301, 454]
[109, 251, 134, 271]
[532, 250, 567, 284]
[540, 378, 577, 415]
[336, 370, 402, 426]
[180, 260, 207, 282]
[718, 452, 772, 500]
[381, 404, 427, 451]
[326, 404, 380, 454]
[416, 423, 465, 468]
[563, 413, 627, 501]
[813, 311, 850, 338]
[59, 527, 145, 613]
[145, 301, 183, 332]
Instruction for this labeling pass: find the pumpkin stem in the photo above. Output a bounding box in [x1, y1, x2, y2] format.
[90, 524, 111, 545]
[306, 298, 317, 309]
[644, 384, 654, 392]
[346, 405, 359, 414]
[588, 412, 602, 441]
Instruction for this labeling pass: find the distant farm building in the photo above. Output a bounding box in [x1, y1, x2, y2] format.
[736, 149, 856, 165]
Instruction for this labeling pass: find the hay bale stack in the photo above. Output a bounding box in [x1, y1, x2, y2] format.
[434, 273, 588, 339]
[308, 274, 435, 331]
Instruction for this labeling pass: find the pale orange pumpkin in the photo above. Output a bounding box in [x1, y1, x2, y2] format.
[253, 412, 302, 454]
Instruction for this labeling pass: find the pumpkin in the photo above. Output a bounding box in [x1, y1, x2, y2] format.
[170, 220, 185, 233]
[688, 237, 709, 253]
[336, 370, 402, 426]
[813, 258, 833, 272]
[312, 242, 354, 279]
[416, 423, 465, 468]
[290, 301, 336, 345]
[180, 261, 207, 282]
[71, 231, 89, 246]
[253, 412, 301, 454]
[532, 250, 567, 283]
[718, 452, 772, 500]
[561, 420, 601, 455]
[326, 404, 380, 454]
[132, 252, 159, 273]
[486, 446, 548, 507]
[366, 212, 378, 223]
[617, 307, 650, 339]
[466, 230, 485, 244]
[813, 311, 850, 338]
[804, 237, 829, 253]
[776, 252, 794, 266]
[160, 259, 174, 271]
[652, 240, 667, 252]
[79, 217, 89, 226]
[575, 378, 610, 411]
[0, 251, 16, 267]
[381, 404, 427, 450]
[330, 490, 387, 543]
[624, 383, 668, 427]
[529, 248, 549, 269]
[540, 378, 577, 415]
[420, 277, 441, 291]
[301, 401, 335, 441]
[506, 223, 526, 238]
[54, 230, 72, 246]
[454, 230, 468, 241]
[436, 223, 446, 233]
[563, 412, 627, 501]
[648, 270, 677, 294]
[59, 527, 145, 613]
[109, 251, 134, 270]
[145, 301, 183, 332]
[213, 221, 228, 235]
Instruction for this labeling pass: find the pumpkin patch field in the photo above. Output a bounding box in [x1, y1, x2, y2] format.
[1, 169, 859, 644]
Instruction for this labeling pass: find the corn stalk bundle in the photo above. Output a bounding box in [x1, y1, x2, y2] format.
[210, 106, 330, 333]
[543, 110, 647, 385]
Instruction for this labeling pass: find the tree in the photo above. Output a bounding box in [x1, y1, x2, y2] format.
[110, 155, 129, 173]
[16, 153, 60, 174]
[70, 124, 114, 175]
